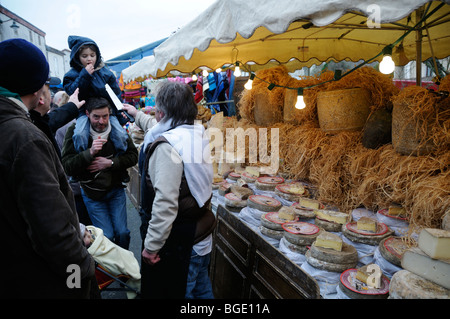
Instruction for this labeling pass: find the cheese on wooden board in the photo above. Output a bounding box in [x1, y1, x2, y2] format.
[310, 241, 358, 265]
[314, 231, 343, 251]
[357, 217, 378, 232]
[401, 247, 450, 290]
[418, 228, 450, 260]
[315, 209, 348, 225]
[389, 269, 450, 299]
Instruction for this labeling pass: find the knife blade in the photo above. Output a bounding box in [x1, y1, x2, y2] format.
[105, 83, 135, 123]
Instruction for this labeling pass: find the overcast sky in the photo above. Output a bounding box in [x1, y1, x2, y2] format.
[0, 0, 216, 60]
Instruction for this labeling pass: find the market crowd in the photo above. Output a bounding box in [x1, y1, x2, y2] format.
[0, 37, 216, 299]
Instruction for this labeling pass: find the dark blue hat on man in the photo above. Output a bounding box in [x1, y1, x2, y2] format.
[0, 38, 49, 96]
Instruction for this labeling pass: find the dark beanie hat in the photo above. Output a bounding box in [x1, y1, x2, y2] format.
[0, 38, 49, 96]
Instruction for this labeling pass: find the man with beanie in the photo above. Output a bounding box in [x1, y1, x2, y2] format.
[0, 38, 96, 298]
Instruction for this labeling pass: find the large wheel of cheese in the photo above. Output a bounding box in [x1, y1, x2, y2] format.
[342, 222, 394, 246]
[247, 195, 282, 212]
[260, 225, 284, 240]
[389, 270, 450, 299]
[241, 172, 257, 183]
[218, 182, 232, 196]
[314, 217, 342, 232]
[255, 176, 284, 191]
[290, 203, 316, 219]
[282, 222, 321, 246]
[339, 268, 390, 299]
[305, 250, 356, 273]
[309, 241, 358, 265]
[378, 236, 408, 267]
[274, 182, 307, 201]
[282, 238, 309, 254]
[228, 172, 241, 181]
[260, 212, 296, 231]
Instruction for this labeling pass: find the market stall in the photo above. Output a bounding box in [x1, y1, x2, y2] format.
[123, 0, 450, 299]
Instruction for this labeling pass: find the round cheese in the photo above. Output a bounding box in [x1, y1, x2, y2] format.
[282, 222, 321, 246]
[224, 192, 247, 212]
[389, 269, 450, 299]
[379, 236, 409, 267]
[228, 172, 241, 181]
[260, 225, 284, 240]
[342, 222, 394, 246]
[314, 217, 342, 232]
[305, 250, 356, 273]
[255, 176, 284, 191]
[241, 171, 258, 183]
[309, 241, 358, 265]
[218, 182, 232, 196]
[339, 268, 390, 299]
[290, 202, 316, 219]
[274, 182, 307, 201]
[260, 211, 297, 231]
[247, 195, 282, 212]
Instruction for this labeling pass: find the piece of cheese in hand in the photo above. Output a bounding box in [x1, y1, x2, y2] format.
[418, 228, 450, 260]
[315, 231, 343, 252]
[357, 217, 378, 232]
[315, 209, 348, 225]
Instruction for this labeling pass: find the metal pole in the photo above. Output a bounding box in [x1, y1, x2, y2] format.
[415, 8, 424, 86]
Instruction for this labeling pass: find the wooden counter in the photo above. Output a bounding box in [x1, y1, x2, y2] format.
[210, 205, 320, 299]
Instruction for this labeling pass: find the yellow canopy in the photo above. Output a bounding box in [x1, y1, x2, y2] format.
[122, 0, 450, 81]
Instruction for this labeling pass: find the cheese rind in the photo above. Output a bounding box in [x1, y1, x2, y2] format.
[389, 270, 450, 299]
[315, 209, 348, 225]
[418, 228, 450, 260]
[315, 231, 343, 251]
[357, 217, 378, 232]
[401, 247, 450, 290]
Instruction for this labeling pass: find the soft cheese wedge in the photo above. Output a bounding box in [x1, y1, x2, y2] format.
[418, 228, 450, 260]
[357, 217, 378, 232]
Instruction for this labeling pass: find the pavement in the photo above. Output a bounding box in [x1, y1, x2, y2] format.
[100, 195, 143, 299]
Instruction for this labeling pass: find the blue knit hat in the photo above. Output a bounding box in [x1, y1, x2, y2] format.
[0, 38, 49, 96]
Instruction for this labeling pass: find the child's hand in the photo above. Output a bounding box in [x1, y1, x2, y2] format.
[68, 88, 86, 109]
[85, 63, 95, 75]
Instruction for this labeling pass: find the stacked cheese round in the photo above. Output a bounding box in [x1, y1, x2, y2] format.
[342, 221, 394, 246]
[247, 195, 282, 212]
[255, 176, 284, 191]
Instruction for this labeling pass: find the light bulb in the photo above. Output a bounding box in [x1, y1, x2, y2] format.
[234, 65, 241, 77]
[202, 69, 209, 77]
[244, 74, 255, 90]
[192, 74, 198, 81]
[295, 95, 306, 109]
[244, 78, 253, 90]
[379, 55, 395, 74]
